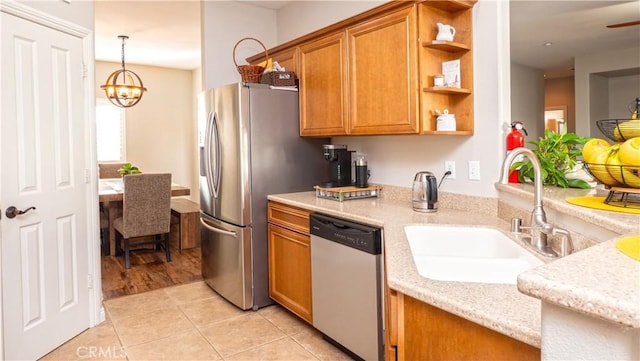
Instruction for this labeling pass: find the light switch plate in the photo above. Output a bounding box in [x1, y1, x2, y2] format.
[469, 161, 480, 180]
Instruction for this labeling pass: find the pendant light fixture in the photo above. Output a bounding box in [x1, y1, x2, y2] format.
[100, 35, 147, 107]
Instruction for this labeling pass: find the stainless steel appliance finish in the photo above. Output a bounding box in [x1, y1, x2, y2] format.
[310, 213, 383, 361]
[412, 171, 438, 212]
[198, 83, 328, 310]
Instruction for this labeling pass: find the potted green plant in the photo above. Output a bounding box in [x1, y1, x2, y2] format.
[512, 129, 591, 189]
[118, 163, 142, 177]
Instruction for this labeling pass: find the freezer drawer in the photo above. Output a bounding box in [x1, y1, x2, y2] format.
[200, 213, 253, 310]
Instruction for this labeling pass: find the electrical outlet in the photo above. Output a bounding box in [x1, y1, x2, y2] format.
[468, 161, 480, 180]
[444, 161, 456, 179]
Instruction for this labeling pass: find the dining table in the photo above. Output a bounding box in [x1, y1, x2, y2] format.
[98, 178, 191, 256]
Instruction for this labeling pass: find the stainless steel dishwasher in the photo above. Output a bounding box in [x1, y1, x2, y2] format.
[309, 213, 383, 361]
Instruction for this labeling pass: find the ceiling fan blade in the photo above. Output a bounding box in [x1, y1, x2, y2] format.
[606, 20, 640, 28]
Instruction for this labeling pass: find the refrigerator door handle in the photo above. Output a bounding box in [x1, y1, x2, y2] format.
[200, 217, 238, 238]
[204, 111, 221, 198]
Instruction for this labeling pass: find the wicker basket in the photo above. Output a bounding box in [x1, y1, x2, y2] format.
[233, 37, 268, 83]
[261, 71, 297, 86]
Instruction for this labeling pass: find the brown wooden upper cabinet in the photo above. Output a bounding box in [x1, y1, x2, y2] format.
[269, 47, 299, 75]
[299, 6, 419, 136]
[247, 0, 476, 136]
[299, 32, 349, 136]
[347, 6, 419, 135]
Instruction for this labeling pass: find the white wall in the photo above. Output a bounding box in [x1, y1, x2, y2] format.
[510, 63, 545, 146]
[609, 74, 640, 119]
[201, 1, 278, 89]
[201, 0, 511, 197]
[541, 302, 640, 361]
[96, 61, 199, 202]
[588, 74, 610, 139]
[276, 1, 385, 43]
[574, 46, 640, 137]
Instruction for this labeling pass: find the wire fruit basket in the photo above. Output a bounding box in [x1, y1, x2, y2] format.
[583, 163, 640, 188]
[584, 162, 640, 208]
[233, 37, 268, 83]
[596, 119, 640, 142]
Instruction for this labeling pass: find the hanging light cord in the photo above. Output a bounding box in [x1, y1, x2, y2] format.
[119, 35, 129, 71]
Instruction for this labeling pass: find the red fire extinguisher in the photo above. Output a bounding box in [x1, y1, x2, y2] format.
[506, 121, 528, 183]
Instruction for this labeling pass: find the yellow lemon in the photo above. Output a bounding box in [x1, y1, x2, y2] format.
[607, 145, 640, 188]
[582, 138, 611, 163]
[619, 137, 640, 166]
[587, 148, 619, 186]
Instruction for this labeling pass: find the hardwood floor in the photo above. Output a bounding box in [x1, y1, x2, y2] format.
[101, 243, 202, 300]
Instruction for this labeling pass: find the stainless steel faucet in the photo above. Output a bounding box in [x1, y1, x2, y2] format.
[499, 147, 574, 257]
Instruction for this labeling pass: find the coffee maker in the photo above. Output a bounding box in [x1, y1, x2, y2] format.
[321, 144, 353, 187]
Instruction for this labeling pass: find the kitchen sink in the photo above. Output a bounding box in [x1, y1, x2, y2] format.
[404, 225, 544, 285]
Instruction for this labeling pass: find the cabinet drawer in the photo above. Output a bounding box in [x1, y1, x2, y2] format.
[268, 201, 311, 235]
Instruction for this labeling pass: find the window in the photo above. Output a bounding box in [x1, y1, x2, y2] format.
[95, 99, 125, 162]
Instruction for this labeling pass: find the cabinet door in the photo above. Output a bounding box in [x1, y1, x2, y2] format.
[271, 47, 299, 75]
[268, 223, 313, 323]
[348, 6, 419, 135]
[299, 32, 349, 136]
[399, 294, 540, 360]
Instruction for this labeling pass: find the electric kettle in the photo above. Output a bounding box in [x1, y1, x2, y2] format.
[412, 171, 438, 212]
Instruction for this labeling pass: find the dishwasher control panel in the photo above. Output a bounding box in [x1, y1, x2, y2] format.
[309, 213, 382, 255]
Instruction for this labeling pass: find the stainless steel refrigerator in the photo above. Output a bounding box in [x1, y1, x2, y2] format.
[198, 83, 328, 310]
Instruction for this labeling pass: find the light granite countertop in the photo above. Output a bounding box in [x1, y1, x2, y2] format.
[497, 183, 640, 329]
[269, 184, 640, 348]
[267, 190, 545, 348]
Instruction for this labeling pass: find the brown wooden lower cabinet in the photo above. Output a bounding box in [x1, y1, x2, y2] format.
[387, 290, 541, 361]
[267, 201, 313, 324]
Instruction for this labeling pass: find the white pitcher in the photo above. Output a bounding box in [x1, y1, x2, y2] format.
[436, 23, 456, 42]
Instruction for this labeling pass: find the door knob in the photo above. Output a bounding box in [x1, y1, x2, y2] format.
[5, 206, 36, 219]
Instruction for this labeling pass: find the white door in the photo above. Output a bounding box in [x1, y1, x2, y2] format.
[1, 12, 90, 360]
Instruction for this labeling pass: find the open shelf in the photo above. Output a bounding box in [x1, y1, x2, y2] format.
[421, 130, 473, 136]
[423, 86, 471, 94]
[423, 40, 470, 52]
[418, 2, 474, 135]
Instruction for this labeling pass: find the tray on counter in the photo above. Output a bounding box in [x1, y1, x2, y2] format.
[314, 185, 382, 202]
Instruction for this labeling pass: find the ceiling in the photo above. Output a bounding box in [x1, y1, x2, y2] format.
[94, 0, 202, 70]
[94, 1, 640, 75]
[510, 0, 640, 78]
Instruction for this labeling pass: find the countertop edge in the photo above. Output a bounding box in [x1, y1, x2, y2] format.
[495, 183, 640, 234]
[268, 192, 543, 348]
[517, 238, 640, 329]
[495, 183, 640, 329]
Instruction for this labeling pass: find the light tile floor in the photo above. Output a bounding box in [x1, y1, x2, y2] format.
[40, 281, 352, 361]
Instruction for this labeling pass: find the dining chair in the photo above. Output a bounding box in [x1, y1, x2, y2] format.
[98, 162, 125, 255]
[98, 162, 126, 179]
[113, 173, 172, 269]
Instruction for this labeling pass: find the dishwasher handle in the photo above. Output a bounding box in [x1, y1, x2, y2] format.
[310, 213, 381, 255]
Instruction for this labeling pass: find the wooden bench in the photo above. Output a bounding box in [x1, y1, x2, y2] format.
[170, 198, 200, 250]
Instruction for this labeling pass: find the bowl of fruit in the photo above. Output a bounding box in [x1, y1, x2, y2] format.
[582, 137, 640, 188]
[596, 119, 640, 142]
